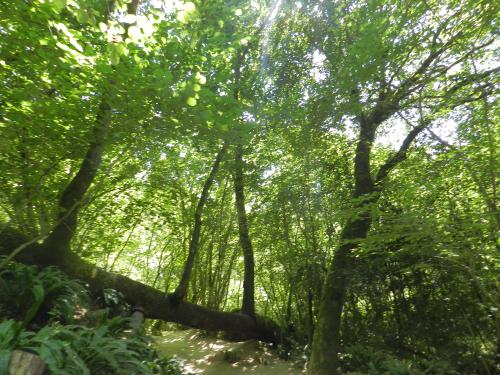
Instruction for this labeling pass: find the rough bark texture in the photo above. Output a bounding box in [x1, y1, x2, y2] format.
[308, 211, 373, 374]
[173, 143, 228, 302]
[0, 228, 280, 343]
[233, 143, 256, 318]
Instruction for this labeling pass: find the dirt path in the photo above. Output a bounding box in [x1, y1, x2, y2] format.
[154, 330, 305, 375]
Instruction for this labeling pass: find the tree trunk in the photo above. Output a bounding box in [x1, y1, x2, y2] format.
[42, 0, 143, 265]
[43, 100, 111, 264]
[308, 214, 373, 374]
[308, 111, 428, 374]
[233, 143, 256, 318]
[173, 142, 228, 302]
[0, 228, 280, 343]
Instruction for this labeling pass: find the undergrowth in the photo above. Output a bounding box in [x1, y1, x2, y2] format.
[0, 258, 183, 374]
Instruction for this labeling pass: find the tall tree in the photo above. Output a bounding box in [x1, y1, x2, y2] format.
[0, 0, 279, 341]
[173, 142, 228, 302]
[299, 1, 499, 373]
[233, 141, 256, 318]
[40, 0, 141, 264]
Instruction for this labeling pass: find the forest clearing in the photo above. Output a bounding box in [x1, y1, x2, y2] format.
[0, 0, 498, 374]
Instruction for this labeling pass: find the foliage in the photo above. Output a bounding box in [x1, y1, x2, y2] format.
[0, 258, 88, 326]
[0, 0, 498, 373]
[0, 261, 182, 375]
[342, 344, 459, 375]
[0, 318, 181, 374]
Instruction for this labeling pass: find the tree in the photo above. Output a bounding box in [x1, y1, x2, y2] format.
[172, 142, 228, 302]
[0, 0, 498, 372]
[280, 1, 498, 373]
[0, 0, 279, 341]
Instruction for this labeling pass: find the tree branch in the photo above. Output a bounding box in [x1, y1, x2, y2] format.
[375, 118, 430, 184]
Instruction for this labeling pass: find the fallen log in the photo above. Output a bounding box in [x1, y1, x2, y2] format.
[0, 227, 280, 343]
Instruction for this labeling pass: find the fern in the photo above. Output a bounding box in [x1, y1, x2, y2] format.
[0, 258, 88, 326]
[0, 260, 181, 374]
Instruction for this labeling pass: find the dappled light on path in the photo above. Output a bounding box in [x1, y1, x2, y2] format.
[155, 330, 305, 375]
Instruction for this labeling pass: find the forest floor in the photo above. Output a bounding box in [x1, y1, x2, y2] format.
[154, 329, 306, 375]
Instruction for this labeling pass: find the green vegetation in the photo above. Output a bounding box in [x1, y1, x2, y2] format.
[0, 0, 498, 374]
[0, 259, 181, 374]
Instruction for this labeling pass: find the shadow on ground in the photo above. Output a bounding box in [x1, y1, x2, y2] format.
[154, 329, 305, 375]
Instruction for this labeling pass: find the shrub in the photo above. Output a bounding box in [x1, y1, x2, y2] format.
[341, 344, 459, 375]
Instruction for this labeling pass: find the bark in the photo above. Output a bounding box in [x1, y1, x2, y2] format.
[230, 44, 255, 317]
[43, 100, 111, 264]
[172, 142, 228, 302]
[308, 114, 428, 374]
[308, 212, 373, 374]
[306, 289, 315, 347]
[233, 143, 256, 318]
[127, 0, 140, 14]
[0, 228, 280, 343]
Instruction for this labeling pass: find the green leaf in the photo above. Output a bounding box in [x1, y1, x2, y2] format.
[195, 72, 206, 84]
[110, 45, 120, 65]
[115, 43, 128, 56]
[76, 9, 89, 24]
[52, 0, 67, 13]
[0, 320, 21, 349]
[23, 283, 45, 326]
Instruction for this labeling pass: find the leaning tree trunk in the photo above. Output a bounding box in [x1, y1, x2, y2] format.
[233, 142, 256, 318]
[0, 228, 279, 342]
[42, 0, 141, 265]
[43, 100, 111, 265]
[172, 142, 228, 303]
